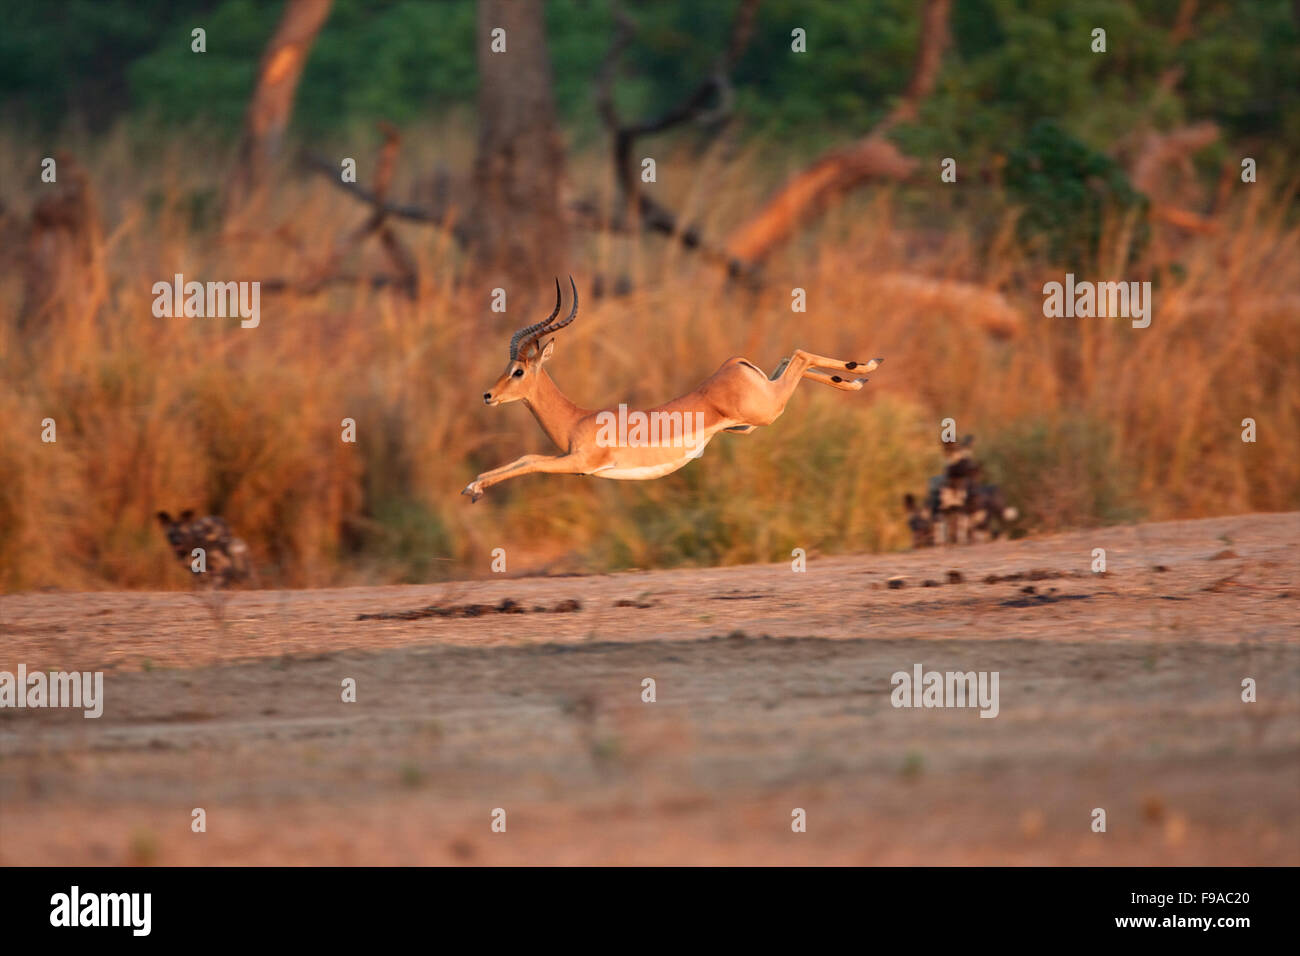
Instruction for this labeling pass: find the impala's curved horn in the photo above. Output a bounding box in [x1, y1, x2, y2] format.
[541, 276, 578, 337]
[508, 277, 563, 360]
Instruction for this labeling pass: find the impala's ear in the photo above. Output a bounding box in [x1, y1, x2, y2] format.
[538, 338, 556, 365]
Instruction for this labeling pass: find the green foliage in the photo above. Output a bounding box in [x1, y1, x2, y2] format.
[125, 0, 282, 129]
[3, 0, 1296, 167]
[1004, 120, 1148, 269]
[0, 0, 213, 128]
[294, 0, 478, 132]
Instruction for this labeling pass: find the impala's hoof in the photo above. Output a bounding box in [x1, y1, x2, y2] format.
[461, 483, 484, 503]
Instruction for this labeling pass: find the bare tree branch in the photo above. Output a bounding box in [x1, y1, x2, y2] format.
[266, 127, 440, 297]
[724, 0, 951, 265]
[594, 0, 762, 280]
[299, 151, 472, 242]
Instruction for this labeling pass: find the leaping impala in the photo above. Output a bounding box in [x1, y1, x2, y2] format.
[461, 277, 882, 502]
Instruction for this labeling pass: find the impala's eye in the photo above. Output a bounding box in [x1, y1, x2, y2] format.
[512, 368, 524, 377]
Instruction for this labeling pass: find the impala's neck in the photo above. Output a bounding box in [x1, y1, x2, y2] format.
[525, 369, 589, 451]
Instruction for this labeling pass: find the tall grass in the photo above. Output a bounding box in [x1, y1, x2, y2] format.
[1, 126, 1296, 590]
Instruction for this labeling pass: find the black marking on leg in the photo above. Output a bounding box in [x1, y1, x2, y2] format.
[846, 361, 858, 369]
[832, 375, 843, 383]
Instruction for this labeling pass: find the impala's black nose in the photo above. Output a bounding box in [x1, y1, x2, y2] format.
[483, 392, 492, 403]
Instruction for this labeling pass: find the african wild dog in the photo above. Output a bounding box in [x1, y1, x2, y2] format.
[905, 436, 1019, 547]
[964, 478, 1018, 542]
[935, 435, 978, 544]
[903, 493, 936, 549]
[156, 510, 253, 586]
[938, 436, 1019, 543]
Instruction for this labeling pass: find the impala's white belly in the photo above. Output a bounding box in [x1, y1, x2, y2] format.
[592, 436, 715, 480]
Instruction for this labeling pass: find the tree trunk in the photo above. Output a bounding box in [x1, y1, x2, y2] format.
[471, 0, 568, 287]
[224, 0, 333, 223]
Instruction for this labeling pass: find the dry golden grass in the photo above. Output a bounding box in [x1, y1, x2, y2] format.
[1, 127, 1296, 590]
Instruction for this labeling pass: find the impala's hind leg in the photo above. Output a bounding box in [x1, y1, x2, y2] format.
[767, 357, 791, 381]
[740, 350, 882, 427]
[768, 350, 881, 403]
[803, 369, 869, 391]
[799, 352, 882, 375]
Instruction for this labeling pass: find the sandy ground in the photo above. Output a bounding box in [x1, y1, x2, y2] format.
[1, 512, 1297, 865]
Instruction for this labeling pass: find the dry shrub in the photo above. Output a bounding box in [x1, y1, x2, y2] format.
[0, 128, 1296, 590]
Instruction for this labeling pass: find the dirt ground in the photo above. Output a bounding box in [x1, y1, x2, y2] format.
[1, 512, 1297, 865]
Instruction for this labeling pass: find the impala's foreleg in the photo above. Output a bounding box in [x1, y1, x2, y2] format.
[461, 453, 590, 502]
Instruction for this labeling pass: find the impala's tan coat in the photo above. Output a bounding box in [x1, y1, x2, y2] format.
[462, 278, 881, 501]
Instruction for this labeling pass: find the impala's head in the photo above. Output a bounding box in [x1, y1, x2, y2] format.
[483, 276, 578, 406]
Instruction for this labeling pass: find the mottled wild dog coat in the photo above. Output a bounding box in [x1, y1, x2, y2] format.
[902, 493, 936, 549]
[938, 436, 1018, 544]
[905, 436, 1018, 546]
[463, 277, 883, 501]
[156, 510, 253, 586]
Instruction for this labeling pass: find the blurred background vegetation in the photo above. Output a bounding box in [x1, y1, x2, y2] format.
[0, 0, 1297, 590]
[5, 0, 1299, 150]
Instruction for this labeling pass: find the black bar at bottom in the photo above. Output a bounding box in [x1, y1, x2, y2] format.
[0, 866, 1286, 943]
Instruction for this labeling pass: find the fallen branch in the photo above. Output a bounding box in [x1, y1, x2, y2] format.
[1151, 203, 1218, 234]
[725, 138, 918, 264]
[872, 272, 1023, 339]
